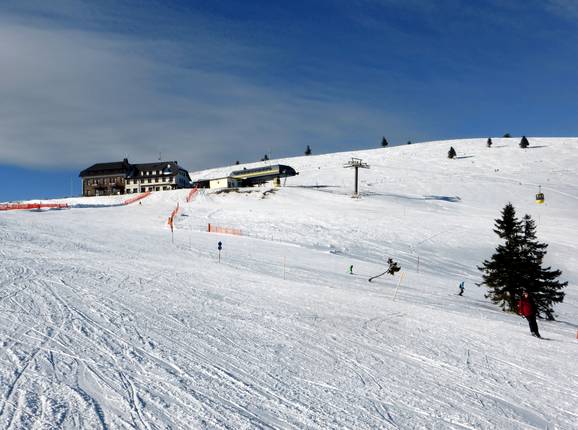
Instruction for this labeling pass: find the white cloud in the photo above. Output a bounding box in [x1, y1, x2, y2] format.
[0, 4, 422, 171]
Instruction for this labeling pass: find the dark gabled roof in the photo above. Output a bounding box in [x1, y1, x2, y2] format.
[129, 161, 181, 178]
[79, 158, 191, 181]
[79, 159, 132, 177]
[134, 161, 177, 171]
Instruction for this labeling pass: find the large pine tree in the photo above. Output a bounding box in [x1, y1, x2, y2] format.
[518, 215, 567, 319]
[478, 203, 524, 311]
[479, 204, 567, 318]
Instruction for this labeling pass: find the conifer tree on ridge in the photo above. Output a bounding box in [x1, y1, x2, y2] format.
[520, 136, 530, 148]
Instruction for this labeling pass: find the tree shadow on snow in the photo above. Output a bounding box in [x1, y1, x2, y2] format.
[291, 185, 340, 189]
[365, 192, 461, 203]
[424, 195, 462, 202]
[455, 155, 475, 159]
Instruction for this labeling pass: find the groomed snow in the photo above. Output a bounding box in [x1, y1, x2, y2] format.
[1, 137, 577, 429]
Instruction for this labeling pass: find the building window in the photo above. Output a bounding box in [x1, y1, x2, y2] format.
[155, 186, 160, 191]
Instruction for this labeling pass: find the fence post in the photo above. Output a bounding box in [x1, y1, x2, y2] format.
[393, 272, 405, 301]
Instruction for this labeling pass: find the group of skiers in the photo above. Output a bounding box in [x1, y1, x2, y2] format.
[351, 258, 542, 339]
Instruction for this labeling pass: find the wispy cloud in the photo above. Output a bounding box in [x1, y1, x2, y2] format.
[0, 2, 419, 171]
[544, 0, 578, 19]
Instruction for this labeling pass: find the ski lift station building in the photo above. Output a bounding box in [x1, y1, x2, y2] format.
[195, 164, 298, 190]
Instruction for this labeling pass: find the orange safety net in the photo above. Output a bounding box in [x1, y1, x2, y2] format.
[123, 192, 151, 205]
[186, 187, 199, 203]
[0, 203, 69, 211]
[207, 223, 241, 236]
[167, 202, 180, 230]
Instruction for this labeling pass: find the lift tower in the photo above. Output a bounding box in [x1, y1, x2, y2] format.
[344, 157, 369, 197]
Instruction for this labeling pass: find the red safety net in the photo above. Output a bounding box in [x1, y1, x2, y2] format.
[207, 223, 241, 236]
[0, 203, 69, 211]
[123, 192, 151, 205]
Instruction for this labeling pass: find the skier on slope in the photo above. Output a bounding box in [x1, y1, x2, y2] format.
[458, 281, 465, 296]
[518, 290, 541, 338]
[349, 265, 354, 275]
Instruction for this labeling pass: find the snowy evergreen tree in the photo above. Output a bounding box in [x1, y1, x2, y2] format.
[479, 205, 567, 318]
[478, 203, 525, 312]
[520, 136, 530, 148]
[381, 137, 389, 147]
[518, 215, 567, 319]
[503, 133, 511, 138]
[448, 146, 457, 159]
[305, 145, 312, 156]
[386, 258, 401, 275]
[487, 138, 493, 148]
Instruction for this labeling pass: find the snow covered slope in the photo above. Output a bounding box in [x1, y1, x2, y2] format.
[1, 138, 577, 429]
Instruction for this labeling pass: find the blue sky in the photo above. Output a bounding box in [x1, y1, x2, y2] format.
[1, 0, 578, 201]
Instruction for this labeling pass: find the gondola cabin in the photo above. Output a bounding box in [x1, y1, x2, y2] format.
[535, 186, 544, 204]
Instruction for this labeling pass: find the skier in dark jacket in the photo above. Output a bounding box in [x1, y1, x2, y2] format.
[518, 290, 541, 338]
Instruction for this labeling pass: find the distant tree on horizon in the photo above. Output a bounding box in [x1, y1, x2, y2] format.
[381, 137, 389, 147]
[235, 160, 240, 165]
[261, 154, 269, 161]
[305, 145, 312, 156]
[503, 133, 511, 138]
[407, 140, 412, 145]
[487, 138, 493, 148]
[520, 136, 530, 149]
[448, 146, 457, 159]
